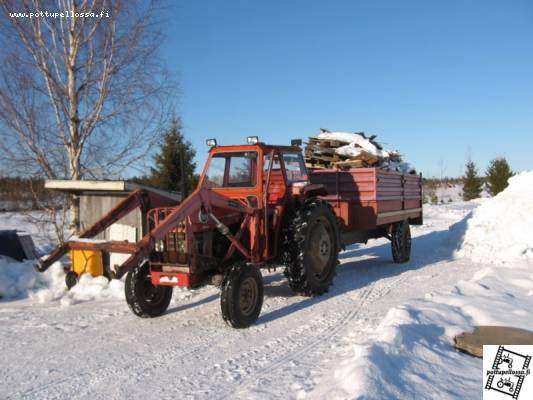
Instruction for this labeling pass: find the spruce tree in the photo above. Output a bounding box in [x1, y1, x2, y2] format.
[485, 158, 513, 196]
[150, 115, 197, 196]
[462, 161, 482, 201]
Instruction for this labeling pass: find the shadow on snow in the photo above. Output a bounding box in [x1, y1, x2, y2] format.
[257, 213, 470, 325]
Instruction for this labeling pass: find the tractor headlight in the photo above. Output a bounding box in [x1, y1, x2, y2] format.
[247, 136, 259, 144]
[206, 138, 217, 147]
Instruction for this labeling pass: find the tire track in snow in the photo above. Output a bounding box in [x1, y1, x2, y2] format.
[9, 269, 408, 400]
[224, 273, 410, 399]
[172, 272, 408, 399]
[7, 293, 230, 400]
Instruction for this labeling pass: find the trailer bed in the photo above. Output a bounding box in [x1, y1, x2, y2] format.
[309, 167, 422, 236]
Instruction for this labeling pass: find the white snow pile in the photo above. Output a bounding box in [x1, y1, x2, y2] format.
[317, 130, 416, 174]
[0, 257, 124, 305]
[319, 196, 533, 399]
[456, 171, 533, 264]
[0, 257, 48, 299]
[326, 262, 533, 399]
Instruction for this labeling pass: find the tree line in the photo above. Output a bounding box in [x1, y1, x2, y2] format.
[462, 158, 513, 201]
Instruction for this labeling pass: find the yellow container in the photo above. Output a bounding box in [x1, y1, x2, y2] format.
[70, 250, 104, 277]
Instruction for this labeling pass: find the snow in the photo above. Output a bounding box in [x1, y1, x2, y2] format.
[318, 132, 385, 157]
[0, 211, 59, 253]
[0, 257, 46, 300]
[0, 257, 124, 305]
[317, 131, 415, 173]
[456, 171, 533, 264]
[1, 178, 532, 399]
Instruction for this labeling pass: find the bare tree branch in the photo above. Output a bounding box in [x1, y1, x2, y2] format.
[0, 0, 175, 237]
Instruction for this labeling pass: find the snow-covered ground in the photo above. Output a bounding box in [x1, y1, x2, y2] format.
[1, 173, 532, 399]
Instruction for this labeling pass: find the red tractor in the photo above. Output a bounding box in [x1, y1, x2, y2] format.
[37, 136, 422, 328]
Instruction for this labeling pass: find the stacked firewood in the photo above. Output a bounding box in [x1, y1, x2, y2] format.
[304, 128, 406, 171]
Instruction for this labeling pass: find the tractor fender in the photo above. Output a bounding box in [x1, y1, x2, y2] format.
[301, 183, 328, 199]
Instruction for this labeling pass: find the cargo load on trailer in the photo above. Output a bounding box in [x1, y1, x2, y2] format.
[305, 128, 416, 174]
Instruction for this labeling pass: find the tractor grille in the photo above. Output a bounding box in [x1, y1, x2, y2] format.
[148, 207, 188, 264]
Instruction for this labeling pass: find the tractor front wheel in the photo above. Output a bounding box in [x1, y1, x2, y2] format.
[125, 263, 173, 318]
[391, 220, 411, 263]
[220, 262, 263, 329]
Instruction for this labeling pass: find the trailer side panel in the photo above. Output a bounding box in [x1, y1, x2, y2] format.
[309, 167, 422, 233]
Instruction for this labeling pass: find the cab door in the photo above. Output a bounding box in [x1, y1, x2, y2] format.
[263, 150, 288, 258]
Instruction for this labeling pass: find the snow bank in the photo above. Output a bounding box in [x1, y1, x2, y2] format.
[0, 257, 48, 299]
[0, 256, 124, 304]
[456, 171, 533, 264]
[323, 262, 533, 399]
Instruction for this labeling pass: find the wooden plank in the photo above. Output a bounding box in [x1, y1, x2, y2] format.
[333, 160, 365, 169]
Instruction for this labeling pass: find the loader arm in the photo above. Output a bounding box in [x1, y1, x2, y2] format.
[35, 189, 177, 272]
[113, 187, 255, 278]
[36, 187, 255, 278]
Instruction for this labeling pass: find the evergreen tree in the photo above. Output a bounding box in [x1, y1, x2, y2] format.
[462, 161, 483, 201]
[485, 158, 513, 196]
[150, 115, 197, 196]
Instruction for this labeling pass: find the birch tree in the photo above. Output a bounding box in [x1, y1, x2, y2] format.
[0, 0, 173, 235]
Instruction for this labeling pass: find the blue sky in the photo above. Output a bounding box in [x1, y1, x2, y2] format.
[162, 0, 533, 178]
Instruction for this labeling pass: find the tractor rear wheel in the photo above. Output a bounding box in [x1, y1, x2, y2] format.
[391, 220, 411, 263]
[125, 263, 173, 318]
[220, 262, 263, 329]
[283, 199, 339, 296]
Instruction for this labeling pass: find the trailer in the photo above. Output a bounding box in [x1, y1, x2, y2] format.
[309, 167, 422, 259]
[36, 137, 422, 328]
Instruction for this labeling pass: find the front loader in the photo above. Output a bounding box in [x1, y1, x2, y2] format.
[36, 137, 341, 328]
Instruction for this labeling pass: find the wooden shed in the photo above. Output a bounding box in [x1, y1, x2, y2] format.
[45, 180, 181, 269]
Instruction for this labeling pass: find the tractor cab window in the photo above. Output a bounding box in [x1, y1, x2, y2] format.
[204, 152, 258, 188]
[263, 153, 281, 172]
[282, 153, 308, 183]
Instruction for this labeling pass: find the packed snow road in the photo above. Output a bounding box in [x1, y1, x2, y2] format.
[0, 202, 480, 400]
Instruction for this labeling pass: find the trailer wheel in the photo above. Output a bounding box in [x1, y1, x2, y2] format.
[220, 262, 263, 329]
[391, 220, 411, 263]
[283, 199, 339, 296]
[65, 271, 78, 290]
[125, 263, 173, 318]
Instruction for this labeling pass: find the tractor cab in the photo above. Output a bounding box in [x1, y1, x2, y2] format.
[194, 138, 312, 264]
[201, 137, 309, 209]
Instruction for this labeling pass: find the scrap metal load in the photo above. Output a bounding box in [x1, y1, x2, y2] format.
[304, 128, 416, 174]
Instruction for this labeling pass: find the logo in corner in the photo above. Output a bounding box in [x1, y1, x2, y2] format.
[484, 345, 532, 399]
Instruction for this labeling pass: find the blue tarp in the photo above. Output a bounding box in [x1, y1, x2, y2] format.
[0, 230, 26, 261]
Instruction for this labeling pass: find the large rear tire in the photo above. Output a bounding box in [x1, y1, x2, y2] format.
[220, 262, 263, 329]
[391, 220, 411, 263]
[282, 199, 339, 296]
[125, 263, 173, 318]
